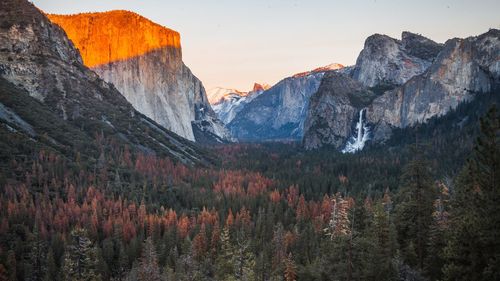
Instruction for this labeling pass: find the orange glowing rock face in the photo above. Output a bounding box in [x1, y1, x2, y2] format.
[47, 10, 181, 68]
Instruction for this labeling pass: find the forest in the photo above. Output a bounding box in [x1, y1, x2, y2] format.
[0, 94, 498, 281]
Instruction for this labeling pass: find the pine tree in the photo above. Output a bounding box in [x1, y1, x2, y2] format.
[444, 106, 500, 281]
[216, 226, 235, 280]
[137, 237, 162, 281]
[425, 181, 449, 280]
[6, 250, 16, 281]
[284, 253, 297, 281]
[234, 231, 255, 281]
[324, 193, 350, 239]
[367, 202, 397, 280]
[44, 249, 57, 281]
[0, 264, 7, 281]
[25, 226, 47, 281]
[394, 156, 435, 271]
[62, 228, 101, 281]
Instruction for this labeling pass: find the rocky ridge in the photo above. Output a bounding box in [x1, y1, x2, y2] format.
[303, 72, 376, 150]
[227, 64, 344, 141]
[352, 32, 443, 88]
[303, 30, 500, 150]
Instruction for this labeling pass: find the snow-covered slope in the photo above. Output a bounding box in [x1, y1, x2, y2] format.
[208, 83, 269, 125]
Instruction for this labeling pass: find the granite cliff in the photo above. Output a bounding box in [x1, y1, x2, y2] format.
[303, 72, 375, 150]
[0, 0, 209, 164]
[366, 29, 500, 142]
[352, 32, 443, 88]
[303, 30, 499, 150]
[48, 11, 232, 143]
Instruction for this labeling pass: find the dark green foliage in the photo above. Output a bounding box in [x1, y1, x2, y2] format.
[444, 105, 500, 281]
[61, 228, 101, 281]
[394, 157, 436, 271]
[0, 65, 498, 281]
[24, 227, 47, 281]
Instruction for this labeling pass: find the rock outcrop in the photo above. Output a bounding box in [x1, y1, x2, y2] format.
[303, 72, 375, 150]
[228, 64, 343, 141]
[366, 29, 500, 141]
[48, 11, 232, 143]
[0, 0, 209, 164]
[352, 32, 443, 88]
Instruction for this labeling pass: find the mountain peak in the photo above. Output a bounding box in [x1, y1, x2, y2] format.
[252, 83, 270, 92]
[47, 11, 181, 68]
[401, 31, 443, 60]
[207, 87, 247, 105]
[292, 63, 344, 78]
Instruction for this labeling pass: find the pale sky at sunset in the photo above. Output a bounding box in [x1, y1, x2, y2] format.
[33, 0, 500, 91]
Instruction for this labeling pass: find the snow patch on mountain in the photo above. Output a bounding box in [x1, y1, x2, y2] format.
[208, 83, 268, 125]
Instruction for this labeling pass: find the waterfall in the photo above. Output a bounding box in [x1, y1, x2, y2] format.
[342, 108, 370, 153]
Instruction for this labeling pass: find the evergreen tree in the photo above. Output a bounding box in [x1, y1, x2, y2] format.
[425, 182, 449, 280]
[366, 202, 397, 280]
[6, 250, 16, 281]
[216, 226, 235, 280]
[394, 156, 435, 271]
[324, 194, 350, 239]
[61, 228, 101, 281]
[0, 264, 7, 281]
[283, 253, 296, 281]
[444, 106, 500, 281]
[44, 249, 57, 281]
[234, 231, 255, 281]
[24, 226, 47, 281]
[137, 237, 162, 281]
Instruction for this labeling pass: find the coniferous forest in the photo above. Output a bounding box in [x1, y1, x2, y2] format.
[0, 79, 499, 281]
[0, 1, 499, 280]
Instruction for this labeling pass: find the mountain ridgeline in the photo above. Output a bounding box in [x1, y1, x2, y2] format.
[225, 63, 344, 141]
[211, 30, 499, 151]
[303, 29, 499, 150]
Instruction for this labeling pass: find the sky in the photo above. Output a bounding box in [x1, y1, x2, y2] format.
[33, 0, 500, 91]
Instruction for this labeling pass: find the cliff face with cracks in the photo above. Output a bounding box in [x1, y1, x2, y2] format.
[352, 32, 443, 88]
[366, 29, 500, 142]
[303, 30, 499, 150]
[303, 72, 376, 150]
[48, 11, 231, 143]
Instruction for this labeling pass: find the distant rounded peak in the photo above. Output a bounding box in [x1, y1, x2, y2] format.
[207, 87, 248, 104]
[252, 83, 271, 92]
[364, 33, 399, 46]
[292, 63, 344, 78]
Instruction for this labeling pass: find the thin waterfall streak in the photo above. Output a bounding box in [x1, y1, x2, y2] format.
[342, 108, 370, 153]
